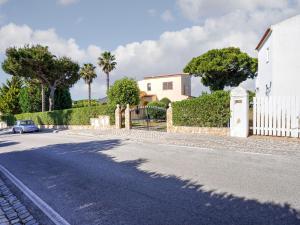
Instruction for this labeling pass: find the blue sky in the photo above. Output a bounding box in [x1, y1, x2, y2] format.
[1, 0, 192, 49]
[0, 0, 299, 100]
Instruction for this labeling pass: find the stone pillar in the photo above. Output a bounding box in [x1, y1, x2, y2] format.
[115, 104, 122, 129]
[230, 87, 249, 138]
[167, 103, 173, 132]
[125, 104, 131, 130]
[0, 112, 7, 129]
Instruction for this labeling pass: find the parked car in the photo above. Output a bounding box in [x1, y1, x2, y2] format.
[12, 120, 39, 134]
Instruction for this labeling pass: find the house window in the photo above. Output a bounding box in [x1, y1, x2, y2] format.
[163, 82, 173, 90]
[147, 83, 151, 91]
[266, 48, 270, 63]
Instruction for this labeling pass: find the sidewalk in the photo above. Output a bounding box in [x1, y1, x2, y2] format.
[0, 178, 38, 225]
[61, 129, 300, 157]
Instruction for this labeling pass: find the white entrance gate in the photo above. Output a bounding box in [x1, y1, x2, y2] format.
[253, 97, 300, 137]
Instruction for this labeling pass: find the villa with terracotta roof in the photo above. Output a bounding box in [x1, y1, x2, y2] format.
[138, 73, 191, 104]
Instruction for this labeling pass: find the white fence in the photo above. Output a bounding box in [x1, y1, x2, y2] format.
[253, 97, 300, 138]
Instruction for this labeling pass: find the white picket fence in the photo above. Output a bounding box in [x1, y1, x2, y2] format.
[253, 96, 300, 138]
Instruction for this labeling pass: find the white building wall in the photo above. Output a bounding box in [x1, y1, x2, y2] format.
[138, 75, 191, 102]
[256, 34, 273, 97]
[272, 16, 300, 97]
[256, 14, 300, 97]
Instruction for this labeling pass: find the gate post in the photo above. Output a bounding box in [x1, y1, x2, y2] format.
[230, 87, 249, 138]
[115, 104, 122, 129]
[0, 112, 7, 129]
[167, 103, 173, 132]
[125, 104, 131, 130]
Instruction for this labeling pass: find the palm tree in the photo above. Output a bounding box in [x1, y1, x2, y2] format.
[98, 51, 117, 94]
[79, 63, 97, 106]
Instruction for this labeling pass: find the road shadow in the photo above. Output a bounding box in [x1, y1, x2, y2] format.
[0, 141, 19, 148]
[0, 139, 299, 225]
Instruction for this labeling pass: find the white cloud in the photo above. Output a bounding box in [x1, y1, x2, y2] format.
[57, 0, 78, 6]
[161, 10, 175, 22]
[0, 0, 8, 5]
[1, 2, 300, 99]
[147, 9, 157, 17]
[176, 0, 298, 21]
[0, 23, 104, 99]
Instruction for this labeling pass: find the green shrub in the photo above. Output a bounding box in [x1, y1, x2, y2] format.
[0, 114, 16, 126]
[160, 97, 171, 108]
[172, 91, 230, 127]
[4, 105, 115, 126]
[147, 101, 167, 120]
[248, 91, 255, 107]
[108, 77, 140, 108]
[72, 99, 100, 108]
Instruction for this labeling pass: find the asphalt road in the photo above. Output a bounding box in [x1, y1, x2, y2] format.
[0, 132, 299, 225]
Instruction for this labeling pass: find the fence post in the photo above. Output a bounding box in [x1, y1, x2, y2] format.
[167, 103, 173, 132]
[125, 104, 131, 130]
[115, 104, 122, 129]
[230, 87, 249, 138]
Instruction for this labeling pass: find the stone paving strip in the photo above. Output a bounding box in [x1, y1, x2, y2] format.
[0, 179, 38, 225]
[61, 129, 300, 157]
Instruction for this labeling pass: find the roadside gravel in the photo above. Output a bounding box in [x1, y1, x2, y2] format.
[61, 129, 300, 157]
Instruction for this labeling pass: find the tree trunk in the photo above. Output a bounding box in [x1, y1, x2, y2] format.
[49, 86, 56, 111]
[106, 72, 110, 95]
[41, 83, 45, 112]
[88, 83, 91, 106]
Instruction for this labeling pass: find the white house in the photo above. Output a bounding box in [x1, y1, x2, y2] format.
[255, 14, 300, 97]
[138, 73, 191, 103]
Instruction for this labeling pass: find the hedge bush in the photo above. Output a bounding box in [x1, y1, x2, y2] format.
[159, 97, 171, 108]
[147, 101, 167, 120]
[172, 91, 230, 127]
[1, 105, 115, 126]
[72, 99, 100, 108]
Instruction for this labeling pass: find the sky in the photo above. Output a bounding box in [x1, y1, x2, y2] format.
[0, 0, 300, 100]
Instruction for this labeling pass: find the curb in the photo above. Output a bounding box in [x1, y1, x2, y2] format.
[0, 165, 70, 225]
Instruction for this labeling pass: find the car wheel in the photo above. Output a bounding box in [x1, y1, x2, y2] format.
[12, 128, 16, 134]
[19, 129, 24, 134]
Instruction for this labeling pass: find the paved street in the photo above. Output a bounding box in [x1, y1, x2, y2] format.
[0, 132, 299, 225]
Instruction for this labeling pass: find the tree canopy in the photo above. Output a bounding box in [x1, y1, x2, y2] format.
[80, 63, 97, 105]
[98, 51, 117, 93]
[183, 47, 258, 91]
[2, 45, 80, 111]
[108, 77, 140, 108]
[0, 77, 23, 114]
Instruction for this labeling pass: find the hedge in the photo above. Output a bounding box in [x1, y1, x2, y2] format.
[147, 101, 167, 120]
[1, 105, 115, 126]
[172, 91, 230, 127]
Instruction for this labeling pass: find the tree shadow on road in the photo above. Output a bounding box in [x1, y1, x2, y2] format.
[0, 141, 19, 148]
[0, 139, 299, 225]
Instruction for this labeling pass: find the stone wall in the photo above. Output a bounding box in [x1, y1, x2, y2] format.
[90, 115, 113, 129]
[168, 125, 229, 136]
[0, 121, 7, 129]
[38, 125, 93, 130]
[38, 116, 113, 130]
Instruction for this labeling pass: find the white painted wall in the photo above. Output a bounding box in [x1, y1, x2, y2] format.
[138, 74, 191, 102]
[256, 33, 273, 96]
[256, 14, 300, 97]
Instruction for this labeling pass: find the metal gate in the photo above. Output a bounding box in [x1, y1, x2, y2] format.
[130, 106, 167, 131]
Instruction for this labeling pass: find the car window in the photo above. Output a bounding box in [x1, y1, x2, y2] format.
[20, 120, 34, 125]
